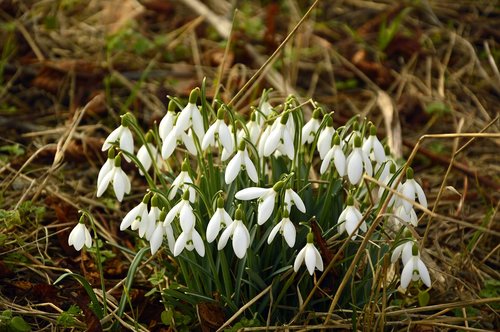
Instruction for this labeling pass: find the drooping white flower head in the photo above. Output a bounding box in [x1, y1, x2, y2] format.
[244, 111, 262, 145]
[169, 160, 196, 202]
[217, 206, 250, 259]
[301, 109, 321, 144]
[399, 167, 427, 213]
[206, 197, 233, 243]
[320, 133, 346, 176]
[394, 205, 419, 227]
[96, 154, 131, 202]
[317, 115, 335, 160]
[121, 193, 151, 231]
[225, 141, 258, 184]
[400, 245, 431, 289]
[267, 210, 296, 248]
[150, 221, 164, 255]
[174, 88, 204, 140]
[235, 181, 284, 225]
[161, 125, 197, 160]
[362, 123, 386, 164]
[68, 222, 92, 251]
[391, 240, 414, 265]
[374, 145, 395, 182]
[159, 100, 177, 141]
[141, 197, 160, 240]
[293, 232, 324, 275]
[102, 116, 134, 162]
[346, 135, 373, 185]
[337, 196, 367, 240]
[284, 187, 306, 213]
[202, 108, 234, 154]
[97, 149, 115, 192]
[163, 191, 196, 230]
[263, 112, 294, 160]
[174, 224, 205, 257]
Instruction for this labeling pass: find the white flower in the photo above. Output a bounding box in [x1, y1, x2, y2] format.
[202, 108, 233, 154]
[159, 108, 176, 141]
[245, 112, 261, 145]
[141, 204, 159, 240]
[267, 212, 296, 248]
[161, 126, 197, 159]
[222, 125, 239, 161]
[346, 136, 373, 185]
[96, 155, 131, 202]
[235, 182, 283, 225]
[217, 208, 250, 259]
[163, 195, 195, 230]
[257, 125, 271, 157]
[391, 241, 414, 265]
[399, 168, 427, 212]
[97, 157, 114, 192]
[362, 124, 386, 164]
[401, 254, 431, 289]
[137, 143, 162, 175]
[301, 109, 321, 144]
[293, 234, 323, 275]
[225, 142, 258, 184]
[169, 162, 196, 202]
[284, 188, 306, 213]
[257, 100, 273, 125]
[337, 199, 367, 240]
[263, 113, 294, 160]
[394, 205, 418, 227]
[174, 225, 205, 257]
[320, 135, 346, 176]
[317, 116, 335, 160]
[68, 223, 92, 251]
[206, 198, 233, 243]
[102, 125, 134, 162]
[175, 90, 204, 140]
[120, 197, 150, 231]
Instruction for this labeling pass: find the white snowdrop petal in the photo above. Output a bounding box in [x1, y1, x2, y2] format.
[313, 245, 323, 271]
[258, 194, 275, 225]
[402, 182, 415, 212]
[401, 243, 414, 265]
[191, 108, 205, 139]
[164, 223, 176, 253]
[164, 204, 180, 226]
[219, 123, 234, 154]
[373, 139, 386, 163]
[417, 259, 431, 287]
[137, 145, 152, 174]
[173, 232, 188, 256]
[244, 154, 258, 183]
[182, 132, 197, 155]
[162, 131, 178, 159]
[345, 209, 359, 236]
[176, 106, 191, 132]
[264, 126, 282, 156]
[201, 124, 217, 150]
[150, 224, 164, 255]
[283, 220, 296, 247]
[233, 224, 248, 258]
[362, 151, 373, 177]
[391, 244, 404, 263]
[235, 187, 268, 200]
[97, 160, 113, 189]
[267, 223, 281, 244]
[179, 203, 195, 230]
[96, 170, 113, 197]
[282, 129, 294, 159]
[290, 191, 306, 213]
[217, 223, 234, 250]
[84, 227, 92, 248]
[192, 230, 205, 257]
[347, 151, 363, 185]
[400, 257, 416, 289]
[293, 247, 307, 272]
[102, 127, 122, 151]
[206, 211, 222, 243]
[414, 181, 427, 209]
[121, 204, 142, 230]
[333, 148, 346, 176]
[159, 112, 174, 140]
[305, 245, 317, 275]
[120, 127, 134, 155]
[225, 152, 242, 184]
[320, 151, 333, 174]
[113, 171, 126, 202]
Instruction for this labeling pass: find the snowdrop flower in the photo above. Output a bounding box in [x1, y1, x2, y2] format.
[399, 167, 427, 213]
[301, 109, 321, 144]
[235, 181, 284, 225]
[160, 209, 176, 253]
[264, 112, 294, 160]
[293, 232, 323, 275]
[202, 108, 234, 154]
[375, 145, 395, 182]
[169, 160, 196, 202]
[267, 209, 296, 248]
[163, 191, 195, 230]
[137, 131, 163, 175]
[150, 221, 164, 255]
[337, 196, 367, 240]
[320, 134, 346, 176]
[159, 100, 176, 141]
[377, 162, 399, 207]
[140, 197, 160, 240]
[206, 197, 233, 243]
[68, 222, 92, 251]
[102, 114, 134, 161]
[317, 115, 335, 160]
[244, 111, 262, 145]
[284, 187, 306, 213]
[225, 141, 258, 184]
[97, 149, 115, 192]
[174, 88, 204, 140]
[121, 193, 151, 231]
[346, 135, 373, 185]
[400, 245, 431, 289]
[174, 223, 205, 257]
[391, 240, 414, 265]
[96, 154, 131, 202]
[394, 205, 418, 227]
[217, 206, 250, 259]
[257, 124, 272, 157]
[161, 126, 197, 159]
[362, 123, 386, 164]
[257, 100, 273, 125]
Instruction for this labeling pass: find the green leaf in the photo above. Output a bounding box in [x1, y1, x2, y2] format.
[418, 290, 430, 307]
[9, 316, 31, 332]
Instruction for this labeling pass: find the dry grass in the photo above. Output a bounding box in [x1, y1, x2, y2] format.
[0, 0, 499, 330]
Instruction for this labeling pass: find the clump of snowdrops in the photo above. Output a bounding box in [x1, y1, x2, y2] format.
[70, 86, 431, 323]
